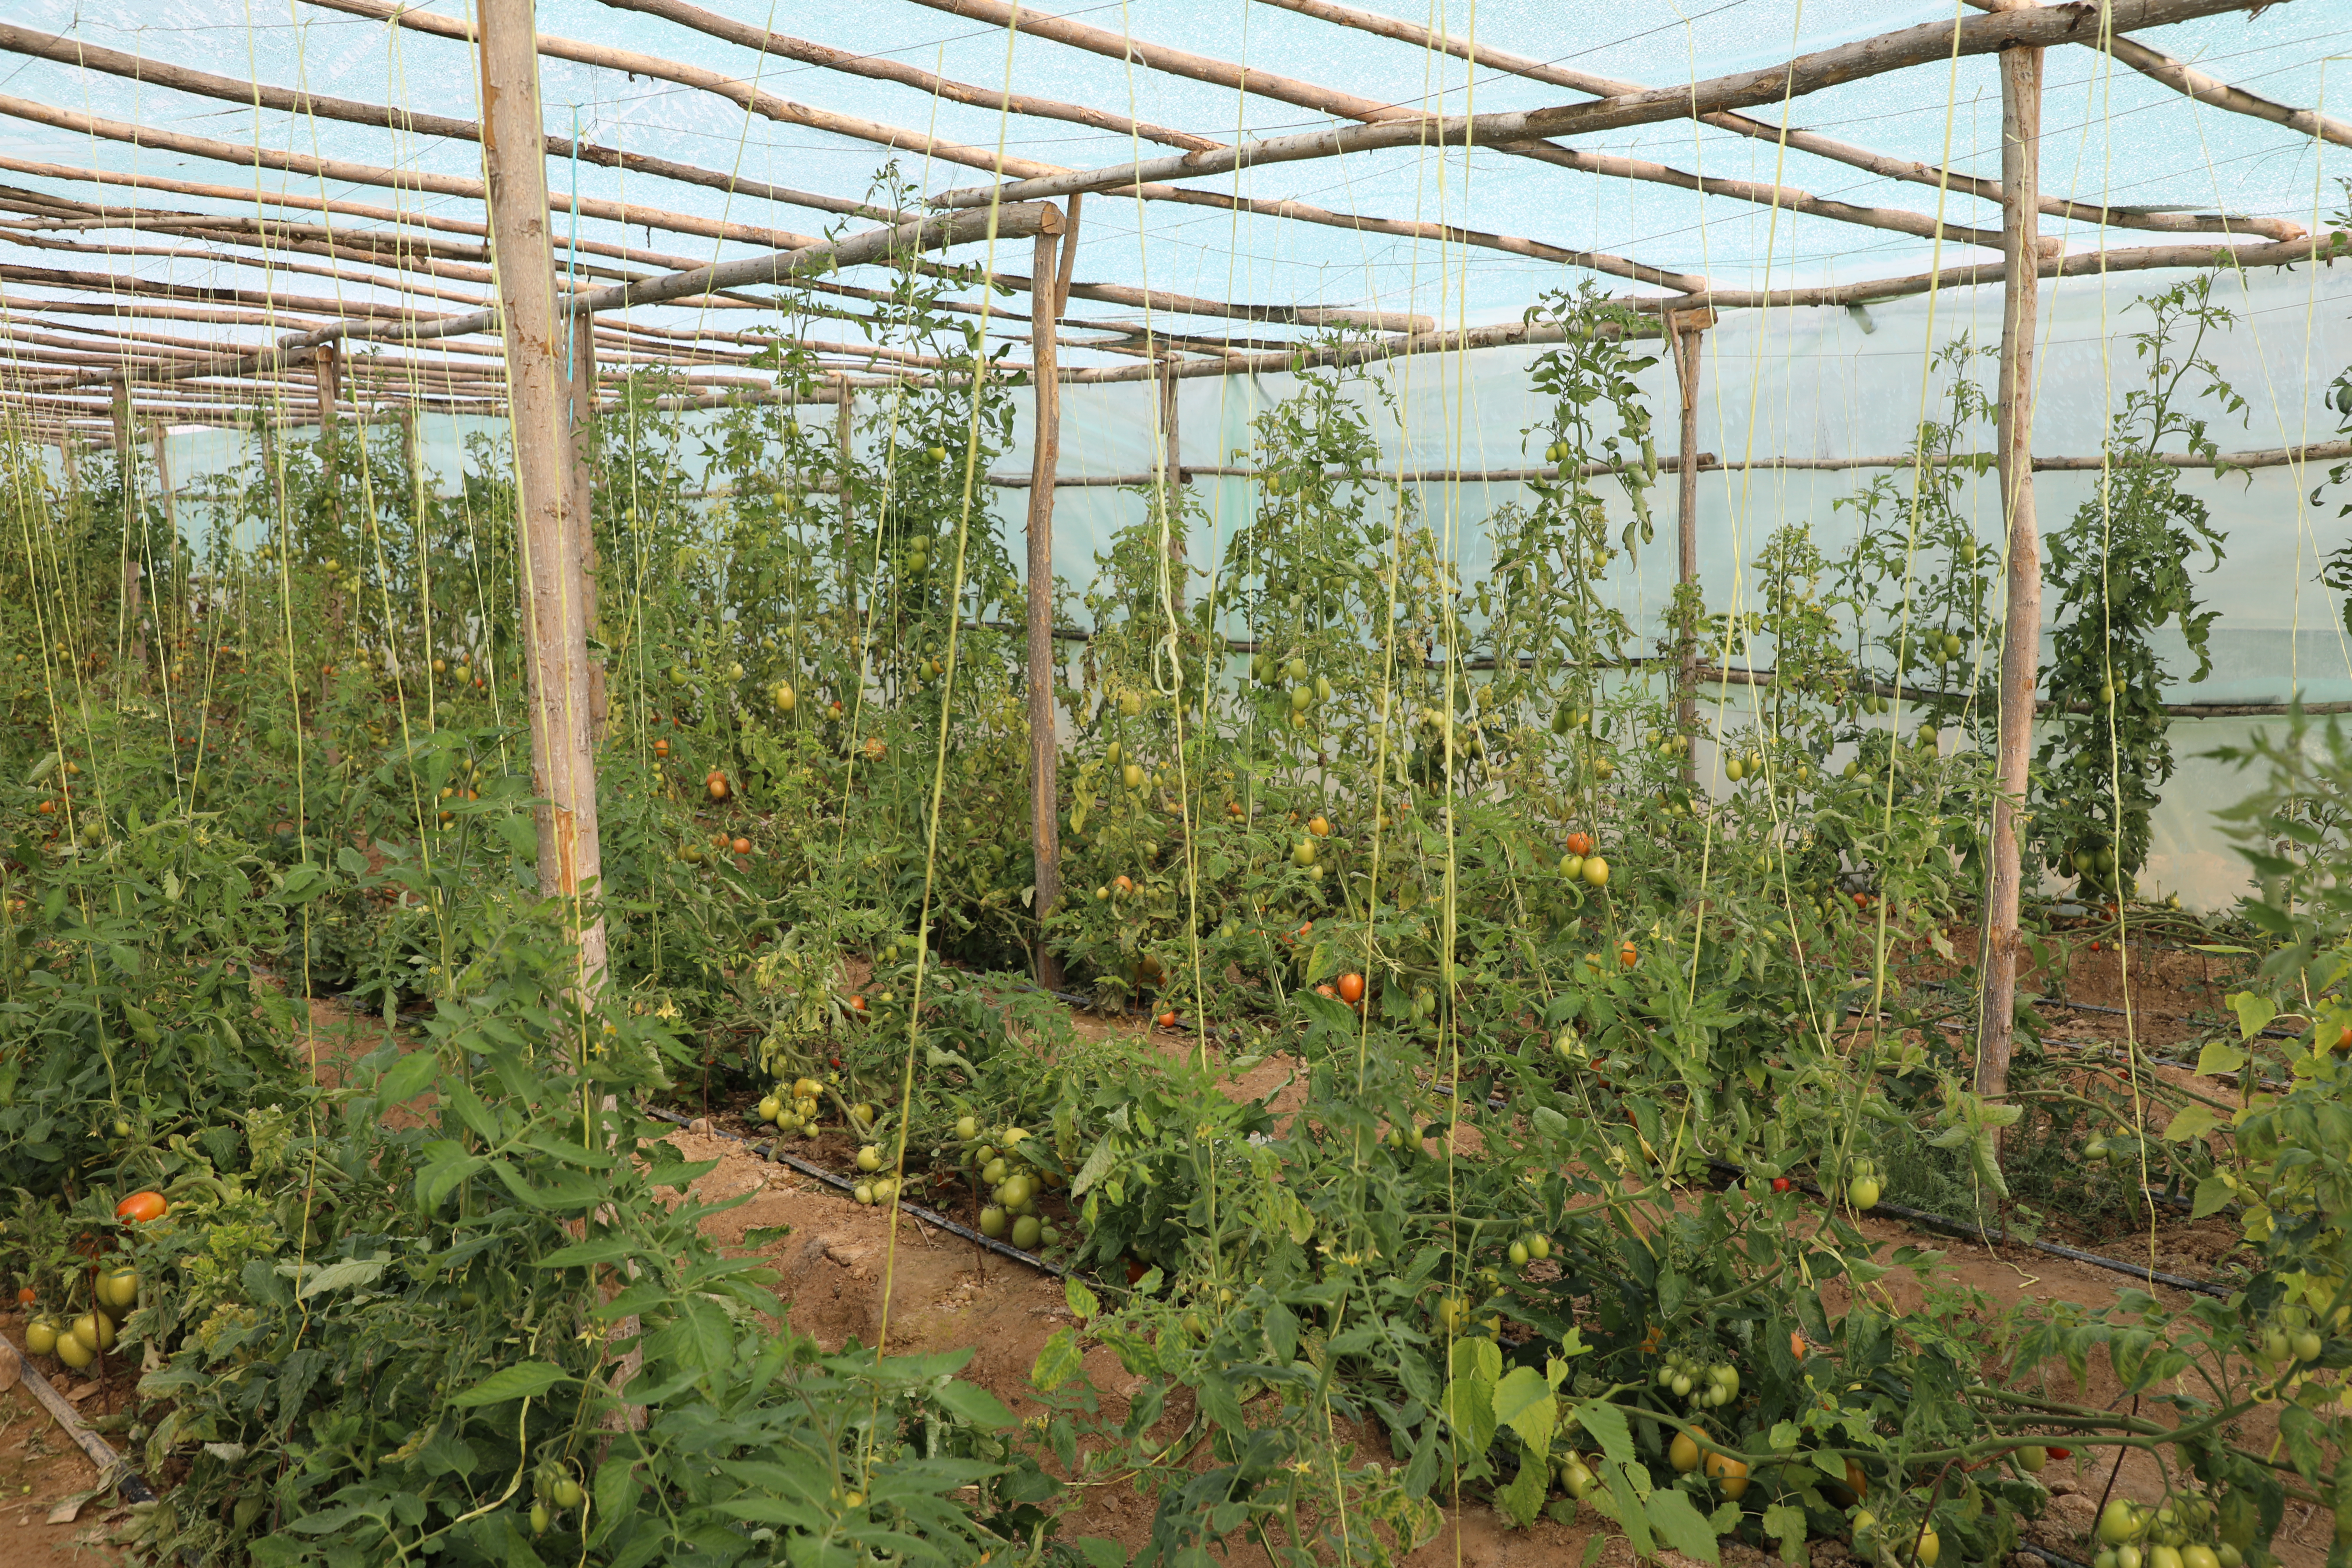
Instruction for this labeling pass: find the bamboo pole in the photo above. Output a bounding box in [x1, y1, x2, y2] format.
[1978, 28, 2045, 1146]
[477, 0, 608, 999]
[930, 0, 2264, 208]
[1256, 0, 2303, 243]
[1026, 227, 1065, 989]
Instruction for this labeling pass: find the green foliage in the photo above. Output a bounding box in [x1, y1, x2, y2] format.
[2037, 279, 2238, 893]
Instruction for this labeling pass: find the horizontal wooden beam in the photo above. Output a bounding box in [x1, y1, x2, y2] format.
[1965, 0, 2352, 150]
[0, 21, 891, 230]
[587, 0, 1215, 152]
[0, 94, 822, 252]
[931, 0, 2267, 216]
[1256, 0, 2303, 244]
[310, 0, 1701, 292]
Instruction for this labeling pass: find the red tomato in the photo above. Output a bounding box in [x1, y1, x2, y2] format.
[115, 1191, 167, 1225]
[1156, 1010, 1178, 1028]
[1771, 1177, 1792, 1194]
[2046, 1447, 2071, 1460]
[1336, 972, 1365, 1005]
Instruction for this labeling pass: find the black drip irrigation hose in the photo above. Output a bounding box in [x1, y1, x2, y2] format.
[1706, 1158, 2230, 1298]
[640, 1104, 1069, 1279]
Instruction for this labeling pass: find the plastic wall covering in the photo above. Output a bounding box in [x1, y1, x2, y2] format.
[147, 264, 2352, 911]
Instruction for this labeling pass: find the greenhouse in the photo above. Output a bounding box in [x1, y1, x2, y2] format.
[4, 0, 2352, 1563]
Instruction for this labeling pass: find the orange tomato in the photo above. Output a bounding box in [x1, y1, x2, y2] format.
[707, 774, 730, 802]
[15, 1286, 34, 1305]
[115, 1191, 167, 1225]
[731, 837, 751, 856]
[1226, 800, 1242, 817]
[1156, 1009, 1178, 1028]
[1307, 814, 1331, 838]
[847, 995, 867, 1013]
[863, 738, 886, 761]
[1565, 831, 1593, 858]
[654, 738, 670, 758]
[1314, 983, 1337, 999]
[1113, 875, 1135, 895]
[1617, 940, 1637, 969]
[36, 800, 52, 815]
[1336, 972, 1365, 1004]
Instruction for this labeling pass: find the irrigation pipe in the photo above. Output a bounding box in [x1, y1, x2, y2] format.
[639, 1104, 1069, 1278]
[1704, 1158, 2230, 1297]
[0, 1335, 161, 1505]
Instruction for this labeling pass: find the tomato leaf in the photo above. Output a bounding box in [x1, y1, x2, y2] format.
[1030, 1327, 1085, 1394]
[2230, 991, 2277, 1042]
[450, 1362, 572, 1408]
[371, 1050, 439, 1114]
[1644, 1485, 1722, 1563]
[1490, 1366, 1556, 1454]
[930, 1379, 1016, 1431]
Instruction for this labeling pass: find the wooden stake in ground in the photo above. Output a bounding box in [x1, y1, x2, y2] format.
[1671, 310, 1710, 775]
[477, 0, 607, 987]
[314, 342, 340, 427]
[567, 307, 606, 730]
[1026, 225, 1065, 988]
[1977, 29, 2045, 1141]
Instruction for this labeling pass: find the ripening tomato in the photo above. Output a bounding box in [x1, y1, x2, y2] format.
[1336, 972, 1365, 1004]
[115, 1191, 167, 1225]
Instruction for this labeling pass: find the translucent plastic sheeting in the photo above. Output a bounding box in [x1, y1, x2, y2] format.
[141, 263, 2352, 909]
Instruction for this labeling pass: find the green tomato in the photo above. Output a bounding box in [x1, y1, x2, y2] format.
[551, 1477, 584, 1510]
[1011, 1215, 1042, 1250]
[2100, 1501, 2145, 1547]
[1848, 1176, 1882, 1211]
[1508, 1240, 1530, 1267]
[979, 1206, 1007, 1239]
[531, 1502, 550, 1534]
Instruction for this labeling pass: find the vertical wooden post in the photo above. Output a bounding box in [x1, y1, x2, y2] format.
[1671, 310, 1709, 775]
[315, 343, 341, 427]
[112, 382, 143, 658]
[836, 387, 857, 626]
[568, 306, 606, 730]
[401, 401, 438, 726]
[1976, 29, 2045, 1135]
[477, 0, 606, 992]
[1027, 225, 1065, 987]
[150, 419, 184, 654]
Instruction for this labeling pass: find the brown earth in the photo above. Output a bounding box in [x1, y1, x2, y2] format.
[0, 977, 2334, 1565]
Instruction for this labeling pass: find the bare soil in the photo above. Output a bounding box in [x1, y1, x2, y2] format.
[0, 965, 2333, 1566]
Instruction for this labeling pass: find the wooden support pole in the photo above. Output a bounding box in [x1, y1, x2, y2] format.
[1671, 310, 1710, 768]
[1977, 27, 2045, 1141]
[314, 343, 340, 426]
[149, 419, 183, 645]
[568, 306, 606, 730]
[1027, 225, 1065, 988]
[477, 0, 607, 993]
